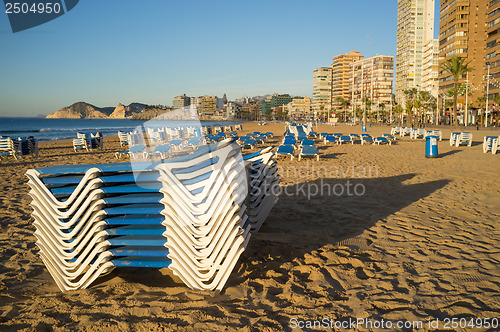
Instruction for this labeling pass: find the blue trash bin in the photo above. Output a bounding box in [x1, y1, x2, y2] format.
[425, 135, 438, 158]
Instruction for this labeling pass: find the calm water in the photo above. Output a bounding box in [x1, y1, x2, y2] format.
[0, 118, 241, 141]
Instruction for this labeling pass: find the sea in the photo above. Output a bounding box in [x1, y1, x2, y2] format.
[0, 117, 242, 141]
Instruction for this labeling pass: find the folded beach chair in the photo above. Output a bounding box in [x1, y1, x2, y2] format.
[244, 147, 279, 231]
[492, 137, 500, 154]
[455, 132, 472, 147]
[411, 128, 425, 139]
[483, 136, 498, 153]
[0, 137, 21, 160]
[127, 132, 145, 147]
[400, 127, 412, 137]
[374, 137, 392, 145]
[391, 127, 401, 136]
[118, 131, 129, 146]
[73, 138, 89, 152]
[450, 132, 460, 146]
[361, 134, 373, 145]
[90, 133, 103, 150]
[308, 131, 318, 138]
[425, 130, 442, 141]
[298, 145, 319, 161]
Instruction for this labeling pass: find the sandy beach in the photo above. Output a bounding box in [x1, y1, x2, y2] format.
[0, 122, 499, 331]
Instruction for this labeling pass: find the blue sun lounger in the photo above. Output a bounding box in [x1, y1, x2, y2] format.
[276, 145, 294, 160]
[298, 145, 319, 161]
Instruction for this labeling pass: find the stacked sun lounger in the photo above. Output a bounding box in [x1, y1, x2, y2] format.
[0, 136, 38, 159]
[483, 136, 500, 154]
[243, 147, 279, 232]
[26, 139, 278, 292]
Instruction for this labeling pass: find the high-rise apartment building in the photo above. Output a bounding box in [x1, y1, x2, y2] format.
[312, 67, 332, 112]
[350, 55, 394, 115]
[396, 0, 435, 103]
[486, 0, 500, 99]
[200, 96, 217, 116]
[331, 51, 365, 110]
[172, 94, 190, 109]
[422, 39, 440, 98]
[438, 0, 488, 107]
[285, 96, 312, 118]
[261, 94, 294, 116]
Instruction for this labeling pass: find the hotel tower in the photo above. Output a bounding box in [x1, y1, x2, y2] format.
[396, 0, 435, 104]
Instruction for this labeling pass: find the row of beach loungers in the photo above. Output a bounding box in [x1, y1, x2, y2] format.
[119, 125, 243, 148]
[116, 125, 244, 159]
[0, 136, 38, 159]
[320, 133, 393, 145]
[391, 127, 443, 140]
[26, 138, 278, 291]
[274, 124, 395, 161]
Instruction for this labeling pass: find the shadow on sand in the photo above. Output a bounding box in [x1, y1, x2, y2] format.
[96, 173, 449, 292]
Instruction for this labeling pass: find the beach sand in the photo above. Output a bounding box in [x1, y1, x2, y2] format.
[0, 122, 499, 331]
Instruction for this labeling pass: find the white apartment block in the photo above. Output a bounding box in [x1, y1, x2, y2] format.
[422, 38, 439, 98]
[350, 55, 394, 112]
[395, 0, 435, 103]
[312, 67, 332, 112]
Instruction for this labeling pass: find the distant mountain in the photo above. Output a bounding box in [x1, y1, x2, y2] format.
[252, 95, 270, 102]
[46, 102, 147, 119]
[108, 103, 147, 118]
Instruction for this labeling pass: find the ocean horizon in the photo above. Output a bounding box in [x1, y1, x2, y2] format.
[0, 117, 242, 141]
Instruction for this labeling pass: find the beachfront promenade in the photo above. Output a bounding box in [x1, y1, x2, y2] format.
[0, 122, 498, 330]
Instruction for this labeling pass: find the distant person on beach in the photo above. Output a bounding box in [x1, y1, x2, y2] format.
[476, 120, 479, 131]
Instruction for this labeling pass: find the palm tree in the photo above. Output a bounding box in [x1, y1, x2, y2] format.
[361, 97, 371, 124]
[441, 55, 474, 127]
[404, 88, 419, 126]
[335, 97, 350, 122]
[405, 100, 413, 126]
[394, 104, 404, 125]
[378, 103, 386, 123]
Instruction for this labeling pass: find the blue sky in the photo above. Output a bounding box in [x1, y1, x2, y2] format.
[0, 0, 440, 117]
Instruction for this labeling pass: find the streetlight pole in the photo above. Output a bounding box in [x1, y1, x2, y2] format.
[485, 64, 490, 128]
[465, 72, 469, 126]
